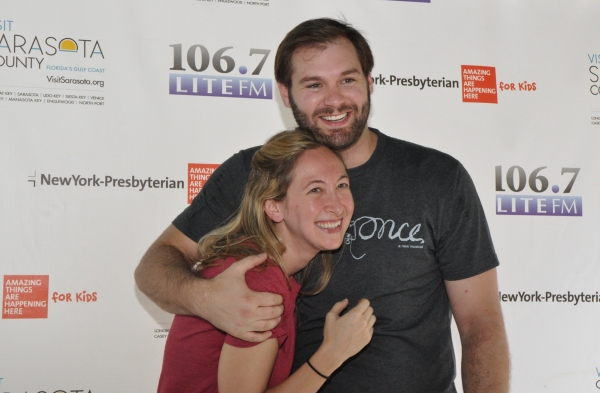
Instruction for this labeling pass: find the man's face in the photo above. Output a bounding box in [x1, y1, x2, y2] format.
[278, 38, 373, 151]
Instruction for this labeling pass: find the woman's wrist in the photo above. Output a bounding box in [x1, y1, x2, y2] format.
[308, 344, 344, 377]
[307, 358, 330, 379]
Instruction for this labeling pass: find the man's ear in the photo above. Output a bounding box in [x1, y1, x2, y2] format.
[264, 199, 284, 223]
[278, 83, 291, 108]
[367, 73, 374, 94]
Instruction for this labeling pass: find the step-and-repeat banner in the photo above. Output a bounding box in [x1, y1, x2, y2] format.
[1, 0, 599, 391]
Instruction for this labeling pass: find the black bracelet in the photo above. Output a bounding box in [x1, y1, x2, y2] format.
[307, 358, 330, 379]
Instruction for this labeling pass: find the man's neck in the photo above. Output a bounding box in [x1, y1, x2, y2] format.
[339, 128, 378, 169]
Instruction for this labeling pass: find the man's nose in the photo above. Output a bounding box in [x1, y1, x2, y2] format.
[323, 85, 345, 108]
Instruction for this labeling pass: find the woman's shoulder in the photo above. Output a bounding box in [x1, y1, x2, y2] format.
[202, 254, 299, 296]
[200, 255, 240, 279]
[245, 260, 297, 295]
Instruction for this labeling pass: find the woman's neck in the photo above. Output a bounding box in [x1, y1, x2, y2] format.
[277, 236, 317, 277]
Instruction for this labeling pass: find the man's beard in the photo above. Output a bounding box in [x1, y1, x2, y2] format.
[289, 92, 371, 151]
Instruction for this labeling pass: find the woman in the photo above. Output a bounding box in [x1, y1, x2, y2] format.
[158, 130, 375, 393]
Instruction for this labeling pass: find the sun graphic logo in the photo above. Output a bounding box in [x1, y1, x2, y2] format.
[59, 38, 78, 53]
[57, 37, 103, 57]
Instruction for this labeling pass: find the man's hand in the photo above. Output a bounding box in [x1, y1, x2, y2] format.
[446, 268, 510, 393]
[199, 253, 284, 342]
[135, 225, 283, 342]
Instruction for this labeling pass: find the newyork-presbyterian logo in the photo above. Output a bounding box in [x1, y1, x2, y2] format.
[28, 171, 185, 191]
[169, 43, 273, 99]
[372, 74, 460, 90]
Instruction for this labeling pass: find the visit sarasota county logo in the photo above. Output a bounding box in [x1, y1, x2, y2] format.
[169, 43, 272, 99]
[0, 19, 104, 70]
[0, 378, 92, 393]
[588, 53, 600, 96]
[495, 165, 582, 216]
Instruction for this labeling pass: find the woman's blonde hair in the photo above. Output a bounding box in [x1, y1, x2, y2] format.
[195, 130, 344, 294]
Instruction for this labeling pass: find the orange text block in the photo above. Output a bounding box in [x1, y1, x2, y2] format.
[461, 65, 498, 104]
[188, 163, 220, 204]
[3, 275, 49, 319]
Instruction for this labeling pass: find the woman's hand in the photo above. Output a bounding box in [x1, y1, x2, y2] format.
[262, 299, 376, 393]
[317, 298, 376, 370]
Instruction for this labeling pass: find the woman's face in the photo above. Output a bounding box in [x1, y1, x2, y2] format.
[267, 146, 354, 273]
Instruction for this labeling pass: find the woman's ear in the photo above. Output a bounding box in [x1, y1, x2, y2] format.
[264, 199, 284, 223]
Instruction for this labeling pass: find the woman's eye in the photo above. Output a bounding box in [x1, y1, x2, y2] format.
[310, 187, 321, 193]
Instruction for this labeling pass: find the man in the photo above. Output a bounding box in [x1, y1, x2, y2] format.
[136, 18, 509, 392]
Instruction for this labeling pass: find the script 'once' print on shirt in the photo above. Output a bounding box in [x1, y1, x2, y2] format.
[345, 216, 425, 260]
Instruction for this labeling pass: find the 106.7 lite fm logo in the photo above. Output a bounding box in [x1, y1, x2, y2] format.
[169, 43, 272, 99]
[495, 166, 582, 216]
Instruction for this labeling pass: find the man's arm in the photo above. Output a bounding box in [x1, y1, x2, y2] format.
[134, 224, 284, 342]
[445, 268, 510, 393]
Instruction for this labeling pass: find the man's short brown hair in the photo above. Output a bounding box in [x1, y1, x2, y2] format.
[274, 18, 374, 89]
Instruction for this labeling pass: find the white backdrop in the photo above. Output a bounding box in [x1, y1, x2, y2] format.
[1, 0, 599, 391]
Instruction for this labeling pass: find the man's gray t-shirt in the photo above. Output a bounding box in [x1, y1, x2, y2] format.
[173, 128, 499, 392]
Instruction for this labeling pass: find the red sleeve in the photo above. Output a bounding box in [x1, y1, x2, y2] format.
[224, 264, 292, 348]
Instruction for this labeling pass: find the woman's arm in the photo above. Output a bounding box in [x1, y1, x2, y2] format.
[218, 338, 279, 393]
[218, 298, 376, 393]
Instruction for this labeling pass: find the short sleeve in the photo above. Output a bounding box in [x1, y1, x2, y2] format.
[224, 264, 293, 349]
[437, 163, 500, 280]
[173, 146, 259, 242]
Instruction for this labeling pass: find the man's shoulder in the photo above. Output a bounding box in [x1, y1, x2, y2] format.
[223, 144, 262, 169]
[239, 144, 262, 158]
[377, 130, 461, 171]
[208, 144, 262, 183]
